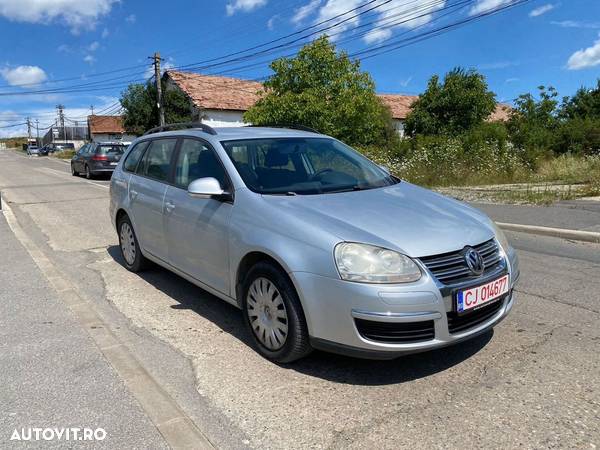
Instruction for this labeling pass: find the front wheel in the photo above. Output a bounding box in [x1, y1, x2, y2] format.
[242, 262, 312, 363]
[71, 164, 78, 176]
[117, 215, 148, 272]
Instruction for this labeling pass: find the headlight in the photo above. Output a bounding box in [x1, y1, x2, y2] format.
[334, 242, 421, 284]
[491, 222, 510, 252]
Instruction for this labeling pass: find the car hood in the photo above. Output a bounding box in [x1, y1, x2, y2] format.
[262, 182, 495, 258]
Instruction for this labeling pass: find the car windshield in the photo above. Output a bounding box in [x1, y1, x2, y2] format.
[221, 137, 398, 195]
[97, 144, 125, 155]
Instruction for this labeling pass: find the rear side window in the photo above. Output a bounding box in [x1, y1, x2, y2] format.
[123, 141, 149, 172]
[137, 139, 177, 182]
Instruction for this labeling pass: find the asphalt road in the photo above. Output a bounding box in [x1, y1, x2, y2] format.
[0, 149, 598, 449]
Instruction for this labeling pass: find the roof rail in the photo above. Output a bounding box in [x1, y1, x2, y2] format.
[143, 122, 217, 136]
[246, 124, 320, 134]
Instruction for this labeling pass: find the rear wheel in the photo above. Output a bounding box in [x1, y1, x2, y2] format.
[242, 262, 312, 363]
[85, 165, 93, 179]
[71, 163, 78, 176]
[117, 215, 148, 272]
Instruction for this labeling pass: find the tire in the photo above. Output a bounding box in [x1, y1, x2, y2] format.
[71, 164, 78, 176]
[85, 165, 93, 179]
[242, 262, 312, 363]
[117, 215, 148, 272]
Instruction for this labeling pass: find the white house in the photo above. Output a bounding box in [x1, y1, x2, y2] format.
[164, 70, 511, 136]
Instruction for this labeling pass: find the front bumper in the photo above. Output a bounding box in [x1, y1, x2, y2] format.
[292, 248, 519, 359]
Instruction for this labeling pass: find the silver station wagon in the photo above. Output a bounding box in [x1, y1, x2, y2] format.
[109, 124, 520, 363]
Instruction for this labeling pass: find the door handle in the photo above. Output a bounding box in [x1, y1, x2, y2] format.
[165, 201, 175, 213]
[130, 189, 138, 200]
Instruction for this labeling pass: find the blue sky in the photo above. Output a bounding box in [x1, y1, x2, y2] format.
[1, 0, 599, 136]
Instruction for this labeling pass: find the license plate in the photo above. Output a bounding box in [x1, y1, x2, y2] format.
[110, 162, 117, 166]
[456, 275, 509, 314]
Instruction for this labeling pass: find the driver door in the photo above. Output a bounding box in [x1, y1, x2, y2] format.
[163, 138, 233, 295]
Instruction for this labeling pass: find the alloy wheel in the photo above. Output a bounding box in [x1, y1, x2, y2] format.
[246, 277, 289, 351]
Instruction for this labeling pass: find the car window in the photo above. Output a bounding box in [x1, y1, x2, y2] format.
[78, 145, 88, 155]
[97, 144, 126, 156]
[221, 138, 397, 195]
[137, 139, 177, 182]
[123, 141, 149, 173]
[174, 139, 227, 189]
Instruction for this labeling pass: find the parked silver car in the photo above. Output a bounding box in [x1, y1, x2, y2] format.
[109, 125, 519, 363]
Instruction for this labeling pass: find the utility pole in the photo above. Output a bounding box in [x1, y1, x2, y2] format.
[90, 105, 94, 116]
[26, 117, 32, 141]
[149, 52, 165, 127]
[35, 119, 40, 146]
[56, 104, 65, 141]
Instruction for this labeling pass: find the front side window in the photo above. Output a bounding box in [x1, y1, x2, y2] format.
[137, 139, 177, 182]
[123, 141, 149, 172]
[221, 138, 398, 195]
[174, 139, 227, 189]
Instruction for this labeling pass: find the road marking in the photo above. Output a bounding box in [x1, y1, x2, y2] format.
[1, 201, 214, 450]
[36, 167, 110, 189]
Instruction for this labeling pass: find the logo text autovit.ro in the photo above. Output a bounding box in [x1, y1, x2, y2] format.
[10, 428, 106, 442]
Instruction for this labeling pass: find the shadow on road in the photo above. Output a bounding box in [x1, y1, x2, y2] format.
[108, 245, 493, 386]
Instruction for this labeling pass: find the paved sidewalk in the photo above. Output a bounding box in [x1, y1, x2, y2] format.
[0, 214, 167, 449]
[471, 199, 600, 233]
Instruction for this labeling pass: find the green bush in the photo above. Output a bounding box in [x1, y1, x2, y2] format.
[535, 154, 600, 184]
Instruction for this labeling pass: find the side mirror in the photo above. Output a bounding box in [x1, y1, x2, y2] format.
[188, 177, 230, 200]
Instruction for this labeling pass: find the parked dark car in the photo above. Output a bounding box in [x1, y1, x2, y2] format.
[39, 145, 50, 156]
[48, 142, 75, 153]
[71, 142, 126, 179]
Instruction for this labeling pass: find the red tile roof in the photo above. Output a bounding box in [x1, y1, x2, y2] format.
[378, 94, 418, 120]
[88, 115, 125, 134]
[166, 70, 263, 112]
[166, 71, 512, 122]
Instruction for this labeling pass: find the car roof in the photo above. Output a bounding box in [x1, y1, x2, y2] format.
[140, 126, 327, 141]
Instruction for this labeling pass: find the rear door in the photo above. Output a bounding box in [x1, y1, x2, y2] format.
[73, 144, 88, 171]
[128, 138, 178, 261]
[163, 138, 233, 295]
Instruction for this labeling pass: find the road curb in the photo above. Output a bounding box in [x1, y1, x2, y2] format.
[497, 222, 600, 244]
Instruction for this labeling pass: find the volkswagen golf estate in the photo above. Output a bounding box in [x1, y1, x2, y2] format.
[109, 124, 520, 363]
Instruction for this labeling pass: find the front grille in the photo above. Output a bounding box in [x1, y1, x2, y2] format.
[446, 297, 505, 334]
[355, 319, 435, 344]
[419, 239, 503, 285]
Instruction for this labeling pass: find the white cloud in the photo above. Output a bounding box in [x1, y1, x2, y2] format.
[469, 0, 514, 16]
[125, 13, 136, 23]
[226, 0, 267, 16]
[83, 54, 96, 65]
[101, 27, 109, 38]
[0, 0, 118, 32]
[314, 0, 363, 36]
[399, 76, 412, 87]
[551, 20, 600, 29]
[57, 44, 71, 53]
[292, 0, 321, 24]
[88, 41, 100, 51]
[0, 65, 47, 87]
[529, 3, 555, 17]
[567, 34, 600, 70]
[267, 14, 279, 30]
[362, 0, 446, 44]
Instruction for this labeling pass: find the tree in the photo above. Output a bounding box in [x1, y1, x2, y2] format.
[244, 36, 395, 147]
[507, 86, 559, 159]
[559, 79, 600, 120]
[404, 68, 497, 136]
[121, 80, 192, 135]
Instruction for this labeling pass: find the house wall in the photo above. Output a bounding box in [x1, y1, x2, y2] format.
[392, 119, 406, 137]
[194, 109, 247, 128]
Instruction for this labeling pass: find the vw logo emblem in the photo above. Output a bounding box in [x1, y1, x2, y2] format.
[464, 247, 485, 276]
